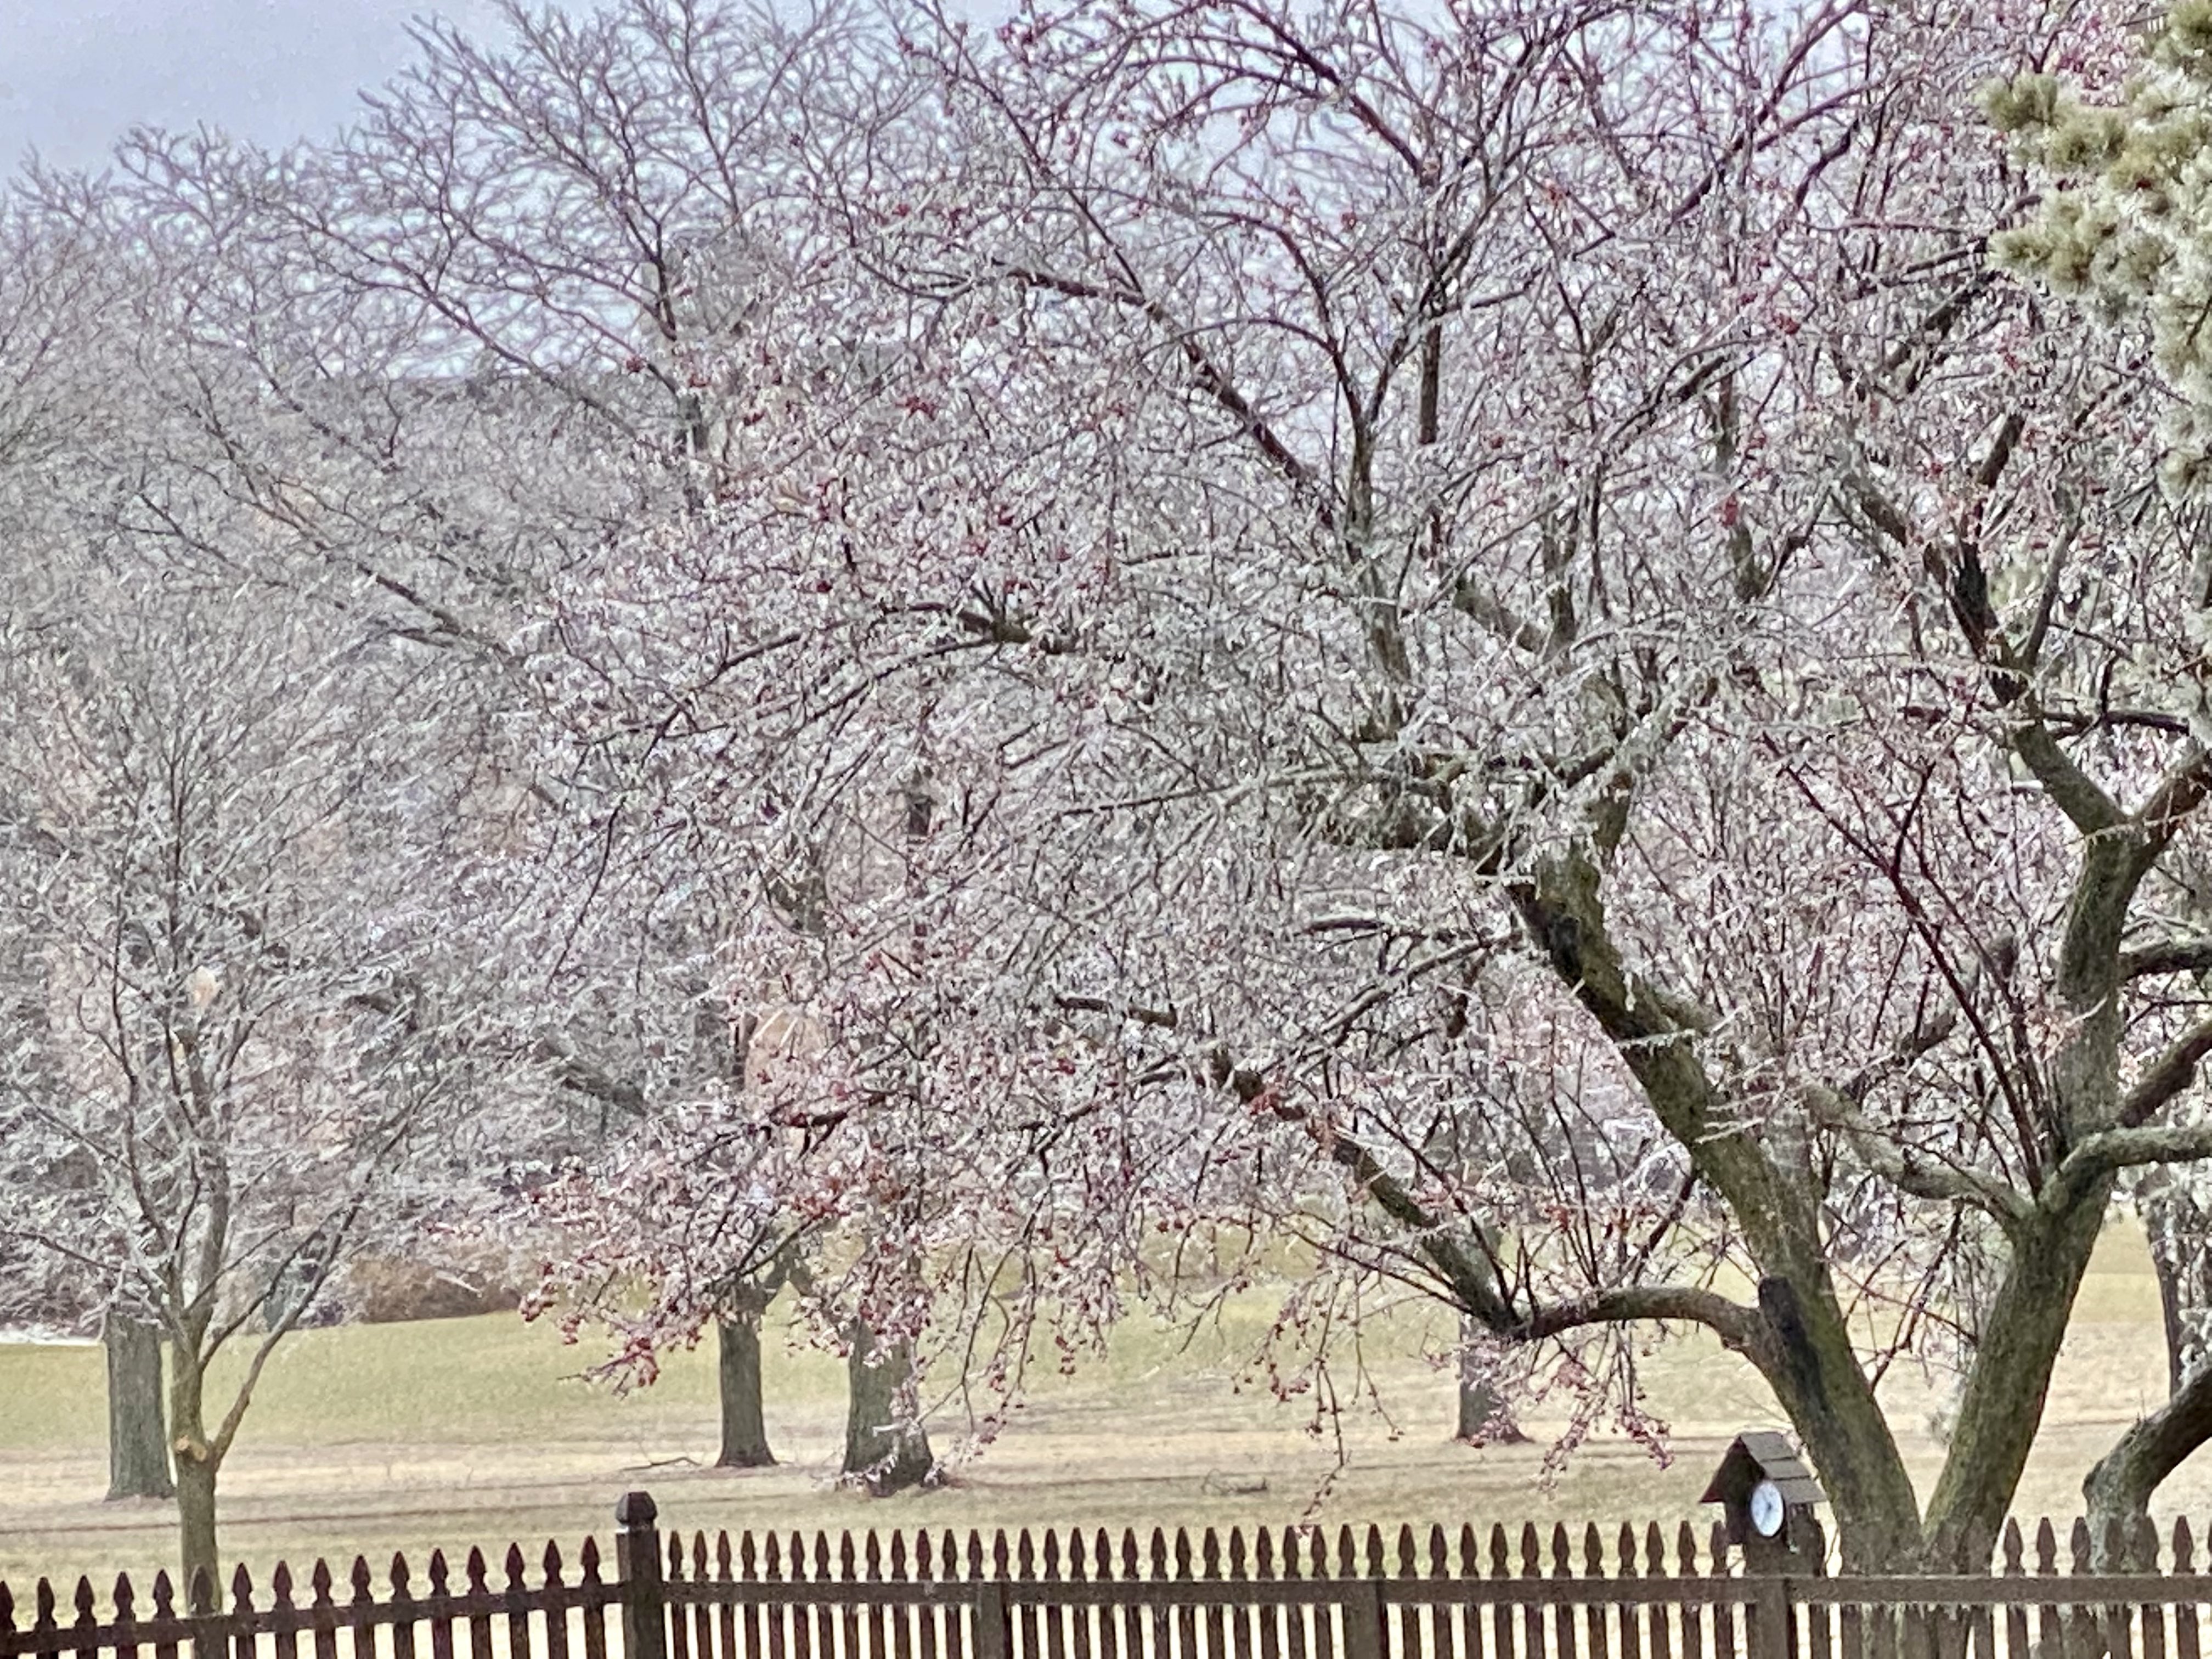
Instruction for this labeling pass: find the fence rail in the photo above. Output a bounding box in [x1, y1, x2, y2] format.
[10, 1496, 2212, 1659]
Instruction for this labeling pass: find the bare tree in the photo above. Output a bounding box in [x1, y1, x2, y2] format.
[0, 552, 506, 1590]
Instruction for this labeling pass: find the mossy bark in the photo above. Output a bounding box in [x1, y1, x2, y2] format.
[843, 1321, 934, 1495]
[104, 1313, 173, 1500]
[715, 1294, 775, 1469]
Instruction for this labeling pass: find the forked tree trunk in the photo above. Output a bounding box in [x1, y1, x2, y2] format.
[715, 1298, 775, 1469]
[843, 1321, 934, 1495]
[104, 1313, 173, 1500]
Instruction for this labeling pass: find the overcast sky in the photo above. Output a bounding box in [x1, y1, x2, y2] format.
[0, 0, 511, 174]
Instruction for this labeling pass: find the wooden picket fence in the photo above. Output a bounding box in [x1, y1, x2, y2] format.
[9, 1494, 2212, 1659]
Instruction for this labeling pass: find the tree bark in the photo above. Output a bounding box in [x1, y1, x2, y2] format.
[2085, 1363, 2212, 1549]
[843, 1321, 934, 1495]
[174, 1454, 219, 1609]
[168, 1334, 222, 1594]
[2143, 1178, 2212, 1396]
[1921, 1190, 2113, 1568]
[1454, 1318, 1526, 1444]
[715, 1297, 775, 1469]
[103, 1312, 173, 1500]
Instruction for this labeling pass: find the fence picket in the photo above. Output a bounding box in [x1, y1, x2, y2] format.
[761, 1534, 785, 1659]
[1551, 1526, 1579, 1659]
[783, 1536, 808, 1659]
[838, 1533, 861, 1659]
[1455, 1527, 1479, 1659]
[1616, 1525, 1641, 1659]
[1251, 1529, 1277, 1659]
[1677, 1525, 1703, 1659]
[928, 1533, 954, 1659]
[232, 1568, 260, 1659]
[890, 1533, 913, 1659]
[1204, 1530, 1227, 1659]
[153, 1573, 180, 1659]
[33, 1579, 59, 1659]
[71, 1579, 98, 1659]
[504, 1546, 534, 1659]
[427, 1553, 455, 1659]
[269, 1566, 297, 1659]
[1998, 1523, 2026, 1659]
[1585, 1525, 1611, 1659]
[2035, 1521, 2065, 1659]
[825, 1533, 848, 1659]
[1091, 1532, 1119, 1659]
[687, 1537, 712, 1659]
[714, 1534, 735, 1659]
[114, 1575, 139, 1659]
[1488, 1527, 1511, 1659]
[660, 1541, 684, 1659]
[2133, 1519, 2164, 1659]
[1519, 1526, 1543, 1659]
[1426, 1525, 1452, 1659]
[304, 1562, 340, 1659]
[1122, 1532, 1146, 1659]
[1046, 1532, 1069, 1659]
[1175, 1532, 1197, 1659]
[349, 1559, 377, 1659]
[1069, 1530, 1094, 1659]
[2070, 1519, 2099, 1659]
[2174, 1521, 2199, 1659]
[1709, 1526, 1734, 1659]
[462, 1550, 492, 1659]
[1307, 1533, 1334, 1659]
[579, 1537, 608, 1659]
[1644, 1526, 1671, 1659]
[543, 1544, 571, 1659]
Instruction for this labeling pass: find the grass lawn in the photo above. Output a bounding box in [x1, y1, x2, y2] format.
[0, 1223, 2198, 1595]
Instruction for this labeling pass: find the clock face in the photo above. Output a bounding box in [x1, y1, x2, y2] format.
[1749, 1479, 1786, 1538]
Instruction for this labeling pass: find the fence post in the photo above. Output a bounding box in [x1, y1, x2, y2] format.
[974, 1583, 1012, 1659]
[614, 1493, 667, 1659]
[1751, 1577, 1791, 1659]
[1342, 1579, 1387, 1659]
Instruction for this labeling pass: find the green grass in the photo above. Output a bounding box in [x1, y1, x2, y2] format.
[0, 1222, 2194, 1596]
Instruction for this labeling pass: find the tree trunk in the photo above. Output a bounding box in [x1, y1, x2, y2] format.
[1920, 1183, 2114, 1569]
[843, 1321, 934, 1495]
[1454, 1318, 1526, 1444]
[103, 1313, 173, 1500]
[715, 1301, 775, 1469]
[174, 1454, 219, 1607]
[2085, 1362, 2212, 1547]
[2082, 1183, 2212, 1555]
[168, 1336, 222, 1594]
[2143, 1178, 2212, 1396]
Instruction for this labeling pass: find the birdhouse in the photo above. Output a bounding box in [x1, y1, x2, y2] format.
[1701, 1429, 1826, 1570]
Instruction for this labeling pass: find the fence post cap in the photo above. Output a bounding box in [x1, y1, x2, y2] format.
[615, 1492, 659, 1529]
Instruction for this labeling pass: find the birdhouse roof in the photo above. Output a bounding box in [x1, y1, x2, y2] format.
[1699, 1430, 1826, 1506]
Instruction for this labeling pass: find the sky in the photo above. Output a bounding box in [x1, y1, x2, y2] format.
[0, 0, 510, 174]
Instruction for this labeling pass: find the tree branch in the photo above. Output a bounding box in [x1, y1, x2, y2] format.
[2050, 1119, 2212, 1203]
[1804, 1084, 2032, 1227]
[2119, 1014, 2212, 1129]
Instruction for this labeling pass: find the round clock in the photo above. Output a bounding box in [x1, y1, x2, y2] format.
[1749, 1478, 1786, 1538]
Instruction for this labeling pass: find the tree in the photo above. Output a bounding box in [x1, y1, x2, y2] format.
[1984, 0, 2212, 1535]
[480, 0, 2212, 1569]
[80, 0, 2212, 1567]
[0, 555, 501, 1590]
